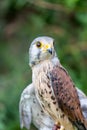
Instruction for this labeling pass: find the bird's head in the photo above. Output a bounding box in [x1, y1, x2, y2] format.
[29, 36, 56, 67]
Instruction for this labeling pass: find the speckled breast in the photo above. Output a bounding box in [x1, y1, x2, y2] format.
[32, 61, 76, 130]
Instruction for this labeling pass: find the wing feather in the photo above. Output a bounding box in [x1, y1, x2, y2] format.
[19, 99, 32, 129]
[19, 84, 34, 129]
[50, 65, 87, 129]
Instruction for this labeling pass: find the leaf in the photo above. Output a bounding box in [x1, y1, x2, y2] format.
[76, 12, 87, 25]
[64, 0, 79, 9]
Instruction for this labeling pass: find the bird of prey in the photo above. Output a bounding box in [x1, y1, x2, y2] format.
[19, 83, 87, 130]
[29, 36, 87, 130]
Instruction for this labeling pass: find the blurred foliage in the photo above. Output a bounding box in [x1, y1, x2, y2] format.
[0, 0, 87, 130]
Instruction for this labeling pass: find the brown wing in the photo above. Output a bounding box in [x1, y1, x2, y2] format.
[50, 65, 87, 129]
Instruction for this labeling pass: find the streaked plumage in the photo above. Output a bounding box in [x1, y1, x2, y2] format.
[19, 83, 87, 130]
[29, 36, 87, 130]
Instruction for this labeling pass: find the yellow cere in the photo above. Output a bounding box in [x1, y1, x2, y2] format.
[42, 43, 51, 52]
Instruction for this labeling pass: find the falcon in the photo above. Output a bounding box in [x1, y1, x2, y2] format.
[19, 83, 87, 130]
[29, 36, 87, 130]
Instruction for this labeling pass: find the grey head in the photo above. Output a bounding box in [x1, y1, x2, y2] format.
[29, 36, 56, 67]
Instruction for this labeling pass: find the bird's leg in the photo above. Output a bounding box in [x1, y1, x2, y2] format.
[52, 122, 65, 130]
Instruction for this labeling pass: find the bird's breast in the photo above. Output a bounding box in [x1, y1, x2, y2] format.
[32, 61, 56, 110]
[32, 61, 76, 130]
[32, 60, 53, 96]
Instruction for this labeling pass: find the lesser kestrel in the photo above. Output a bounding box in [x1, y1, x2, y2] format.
[29, 36, 87, 130]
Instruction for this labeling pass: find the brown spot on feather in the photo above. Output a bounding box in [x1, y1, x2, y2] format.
[44, 89, 47, 93]
[48, 103, 51, 108]
[53, 101, 56, 104]
[61, 114, 65, 118]
[51, 95, 55, 100]
[56, 108, 58, 111]
[50, 65, 86, 127]
[49, 91, 52, 94]
[47, 83, 51, 88]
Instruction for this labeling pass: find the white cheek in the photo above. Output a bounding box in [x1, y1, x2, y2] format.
[40, 51, 50, 60]
[31, 46, 39, 58]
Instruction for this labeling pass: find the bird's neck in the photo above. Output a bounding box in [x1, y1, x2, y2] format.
[32, 56, 60, 91]
[32, 56, 60, 70]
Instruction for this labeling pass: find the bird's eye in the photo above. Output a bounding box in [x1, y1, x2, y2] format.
[36, 41, 42, 48]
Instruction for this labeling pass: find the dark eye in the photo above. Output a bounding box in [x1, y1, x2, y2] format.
[36, 41, 42, 48]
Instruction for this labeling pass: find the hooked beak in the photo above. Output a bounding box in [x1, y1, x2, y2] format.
[47, 48, 52, 55]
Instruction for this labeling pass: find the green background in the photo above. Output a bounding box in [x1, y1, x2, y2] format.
[0, 0, 87, 130]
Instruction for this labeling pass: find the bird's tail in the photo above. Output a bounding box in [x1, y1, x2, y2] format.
[75, 120, 87, 130]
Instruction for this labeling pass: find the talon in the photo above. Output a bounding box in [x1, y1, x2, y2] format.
[52, 124, 60, 130]
[52, 122, 60, 130]
[52, 123, 65, 130]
